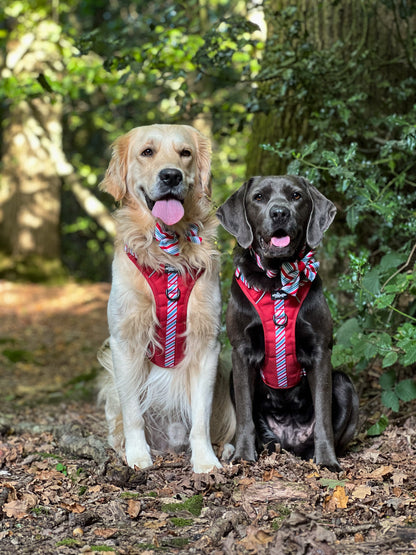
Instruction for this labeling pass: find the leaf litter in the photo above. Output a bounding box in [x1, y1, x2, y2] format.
[0, 282, 415, 554]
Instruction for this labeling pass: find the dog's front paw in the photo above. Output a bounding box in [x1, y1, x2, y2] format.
[232, 437, 258, 463]
[192, 454, 222, 474]
[125, 444, 153, 470]
[314, 443, 341, 472]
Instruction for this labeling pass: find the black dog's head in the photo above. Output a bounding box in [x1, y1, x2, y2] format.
[217, 176, 336, 261]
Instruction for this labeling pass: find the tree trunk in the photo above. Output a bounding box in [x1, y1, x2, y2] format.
[0, 19, 64, 260]
[245, 0, 413, 176]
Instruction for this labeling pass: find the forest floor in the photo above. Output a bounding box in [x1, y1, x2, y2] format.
[0, 280, 415, 555]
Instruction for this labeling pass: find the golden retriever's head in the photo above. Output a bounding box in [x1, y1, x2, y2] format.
[100, 124, 211, 226]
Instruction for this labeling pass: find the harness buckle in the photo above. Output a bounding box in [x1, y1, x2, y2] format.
[166, 288, 181, 301]
[273, 313, 288, 327]
[271, 290, 287, 300]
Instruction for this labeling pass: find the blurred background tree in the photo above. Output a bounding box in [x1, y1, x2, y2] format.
[0, 0, 415, 423]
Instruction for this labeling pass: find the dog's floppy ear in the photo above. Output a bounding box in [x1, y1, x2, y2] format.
[216, 179, 253, 248]
[192, 128, 212, 196]
[302, 178, 337, 248]
[99, 133, 130, 201]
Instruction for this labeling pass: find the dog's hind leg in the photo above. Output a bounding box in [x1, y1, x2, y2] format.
[332, 371, 359, 455]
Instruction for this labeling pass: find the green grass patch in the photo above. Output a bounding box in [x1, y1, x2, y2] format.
[162, 494, 203, 517]
[2, 349, 34, 363]
[56, 538, 80, 546]
[170, 517, 193, 527]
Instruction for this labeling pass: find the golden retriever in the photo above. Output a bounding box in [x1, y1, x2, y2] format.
[98, 124, 235, 473]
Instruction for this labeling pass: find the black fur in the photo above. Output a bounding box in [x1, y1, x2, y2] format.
[217, 176, 359, 471]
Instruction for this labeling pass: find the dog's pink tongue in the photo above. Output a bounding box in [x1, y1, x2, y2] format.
[152, 199, 184, 225]
[271, 236, 291, 248]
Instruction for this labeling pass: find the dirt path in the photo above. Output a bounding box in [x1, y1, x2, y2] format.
[0, 281, 415, 554]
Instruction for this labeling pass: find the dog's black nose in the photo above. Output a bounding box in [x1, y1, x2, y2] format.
[159, 168, 183, 188]
[269, 205, 290, 222]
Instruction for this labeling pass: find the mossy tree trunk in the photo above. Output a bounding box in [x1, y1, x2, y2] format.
[246, 0, 414, 176]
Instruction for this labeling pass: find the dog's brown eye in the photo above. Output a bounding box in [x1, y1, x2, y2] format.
[292, 191, 302, 200]
[254, 193, 263, 202]
[180, 149, 192, 157]
[141, 148, 153, 157]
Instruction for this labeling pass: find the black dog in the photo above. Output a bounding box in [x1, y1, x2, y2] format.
[217, 176, 359, 471]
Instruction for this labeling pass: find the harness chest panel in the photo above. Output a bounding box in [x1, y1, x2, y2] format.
[126, 251, 203, 368]
[235, 276, 311, 389]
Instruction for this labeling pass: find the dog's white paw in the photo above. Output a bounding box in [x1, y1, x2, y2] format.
[125, 444, 153, 470]
[192, 454, 222, 474]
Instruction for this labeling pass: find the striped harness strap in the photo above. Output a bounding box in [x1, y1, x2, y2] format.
[126, 250, 203, 368]
[124, 223, 203, 368]
[235, 247, 318, 389]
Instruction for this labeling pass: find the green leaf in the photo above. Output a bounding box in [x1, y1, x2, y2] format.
[379, 252, 406, 272]
[374, 293, 396, 309]
[402, 344, 416, 366]
[319, 478, 346, 489]
[381, 389, 400, 412]
[380, 369, 396, 390]
[382, 351, 398, 368]
[361, 268, 381, 295]
[395, 379, 416, 402]
[335, 317, 360, 346]
[367, 414, 389, 436]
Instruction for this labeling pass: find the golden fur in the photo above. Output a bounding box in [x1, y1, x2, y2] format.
[98, 124, 235, 472]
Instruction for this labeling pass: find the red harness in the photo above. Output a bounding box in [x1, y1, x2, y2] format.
[235, 271, 311, 389]
[126, 251, 203, 368]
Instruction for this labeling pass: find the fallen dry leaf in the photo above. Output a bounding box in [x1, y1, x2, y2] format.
[93, 528, 118, 539]
[262, 468, 283, 481]
[60, 501, 86, 514]
[127, 498, 141, 518]
[240, 525, 274, 550]
[392, 472, 408, 486]
[323, 485, 348, 511]
[364, 465, 394, 480]
[3, 500, 29, 519]
[351, 484, 372, 500]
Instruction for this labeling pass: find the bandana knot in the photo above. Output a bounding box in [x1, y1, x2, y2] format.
[153, 222, 202, 256]
[249, 246, 319, 296]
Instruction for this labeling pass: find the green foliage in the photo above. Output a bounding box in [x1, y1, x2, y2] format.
[1, 0, 255, 280]
[367, 414, 390, 437]
[256, 4, 416, 419]
[162, 494, 203, 517]
[55, 462, 68, 476]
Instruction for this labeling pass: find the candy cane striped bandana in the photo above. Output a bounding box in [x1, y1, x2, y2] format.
[250, 247, 319, 296]
[153, 222, 202, 255]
